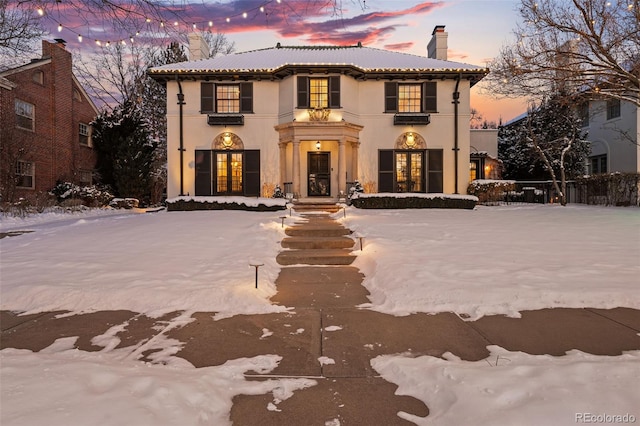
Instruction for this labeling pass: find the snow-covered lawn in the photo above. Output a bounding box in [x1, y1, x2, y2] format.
[1, 204, 639, 425]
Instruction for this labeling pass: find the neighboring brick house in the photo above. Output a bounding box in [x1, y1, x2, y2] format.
[149, 26, 488, 200]
[0, 39, 98, 202]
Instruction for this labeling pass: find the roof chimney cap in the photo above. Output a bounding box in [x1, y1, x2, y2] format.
[54, 38, 67, 46]
[432, 25, 446, 35]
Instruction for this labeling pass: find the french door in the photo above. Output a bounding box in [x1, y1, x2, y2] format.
[194, 150, 261, 196]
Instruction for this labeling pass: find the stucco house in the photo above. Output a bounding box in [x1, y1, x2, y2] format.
[148, 26, 488, 201]
[0, 39, 98, 202]
[578, 97, 639, 175]
[470, 128, 502, 181]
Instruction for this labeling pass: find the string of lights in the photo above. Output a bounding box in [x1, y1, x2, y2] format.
[32, 0, 284, 46]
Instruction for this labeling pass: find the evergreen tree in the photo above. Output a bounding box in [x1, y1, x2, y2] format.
[498, 94, 590, 205]
[92, 100, 156, 203]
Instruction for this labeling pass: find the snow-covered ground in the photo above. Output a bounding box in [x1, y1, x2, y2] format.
[1, 203, 639, 425]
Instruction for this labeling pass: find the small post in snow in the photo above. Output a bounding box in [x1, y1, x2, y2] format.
[279, 216, 287, 228]
[357, 236, 364, 251]
[249, 262, 264, 289]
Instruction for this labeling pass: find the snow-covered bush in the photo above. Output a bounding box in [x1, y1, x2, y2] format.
[49, 182, 114, 207]
[467, 180, 516, 204]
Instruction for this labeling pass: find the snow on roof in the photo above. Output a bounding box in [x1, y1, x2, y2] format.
[149, 44, 487, 74]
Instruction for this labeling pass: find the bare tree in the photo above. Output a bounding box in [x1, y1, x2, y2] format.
[202, 31, 236, 58]
[485, 0, 640, 107]
[0, 0, 45, 69]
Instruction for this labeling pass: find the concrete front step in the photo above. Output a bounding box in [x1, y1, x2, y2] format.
[293, 204, 341, 213]
[282, 236, 355, 249]
[285, 226, 351, 237]
[276, 249, 356, 265]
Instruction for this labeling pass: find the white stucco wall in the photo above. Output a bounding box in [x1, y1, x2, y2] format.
[586, 99, 639, 174]
[165, 74, 475, 198]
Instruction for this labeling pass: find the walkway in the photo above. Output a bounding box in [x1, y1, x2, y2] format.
[2, 203, 640, 425]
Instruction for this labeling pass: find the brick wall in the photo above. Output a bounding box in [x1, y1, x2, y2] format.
[0, 40, 98, 201]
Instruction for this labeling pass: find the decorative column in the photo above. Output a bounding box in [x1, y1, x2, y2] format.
[278, 142, 287, 188]
[351, 141, 360, 182]
[338, 138, 347, 196]
[292, 139, 301, 197]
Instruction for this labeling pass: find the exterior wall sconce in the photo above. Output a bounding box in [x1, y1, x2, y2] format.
[316, 141, 321, 150]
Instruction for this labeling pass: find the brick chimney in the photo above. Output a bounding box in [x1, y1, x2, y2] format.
[188, 33, 210, 61]
[427, 25, 448, 60]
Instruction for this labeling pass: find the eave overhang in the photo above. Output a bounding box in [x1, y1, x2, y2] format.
[148, 64, 489, 87]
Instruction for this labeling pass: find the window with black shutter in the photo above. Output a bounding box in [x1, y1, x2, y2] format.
[423, 82, 437, 113]
[194, 149, 260, 196]
[297, 76, 340, 108]
[201, 83, 253, 113]
[378, 150, 395, 192]
[194, 150, 212, 195]
[427, 149, 443, 193]
[244, 150, 261, 197]
[384, 82, 437, 113]
[385, 83, 398, 113]
[378, 148, 442, 193]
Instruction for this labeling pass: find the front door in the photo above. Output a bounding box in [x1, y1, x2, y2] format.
[308, 152, 330, 196]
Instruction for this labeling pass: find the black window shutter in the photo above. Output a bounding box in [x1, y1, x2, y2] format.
[244, 150, 261, 197]
[194, 150, 212, 195]
[427, 149, 443, 193]
[240, 83, 253, 113]
[329, 76, 340, 108]
[201, 83, 214, 113]
[423, 82, 437, 112]
[378, 150, 395, 192]
[297, 76, 309, 108]
[385, 82, 397, 112]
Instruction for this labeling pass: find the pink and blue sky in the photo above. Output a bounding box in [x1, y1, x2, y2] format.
[33, 0, 529, 123]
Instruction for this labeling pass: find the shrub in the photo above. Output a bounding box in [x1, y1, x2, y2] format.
[575, 173, 640, 206]
[467, 180, 516, 204]
[350, 194, 477, 209]
[166, 198, 286, 212]
[50, 182, 114, 207]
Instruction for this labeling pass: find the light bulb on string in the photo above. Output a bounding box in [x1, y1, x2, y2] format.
[57, 23, 62, 32]
[37, 7, 44, 16]
[78, 34, 82, 42]
[242, 12, 247, 18]
[209, 21, 213, 27]
[226, 17, 230, 22]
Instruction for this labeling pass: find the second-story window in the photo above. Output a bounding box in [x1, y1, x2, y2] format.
[79, 123, 90, 146]
[201, 83, 253, 114]
[606, 99, 620, 120]
[309, 78, 329, 108]
[15, 99, 34, 131]
[385, 82, 437, 113]
[297, 76, 340, 109]
[398, 84, 422, 113]
[216, 85, 240, 113]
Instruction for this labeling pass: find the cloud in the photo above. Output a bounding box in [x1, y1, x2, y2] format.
[384, 42, 416, 51]
[29, 0, 443, 51]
